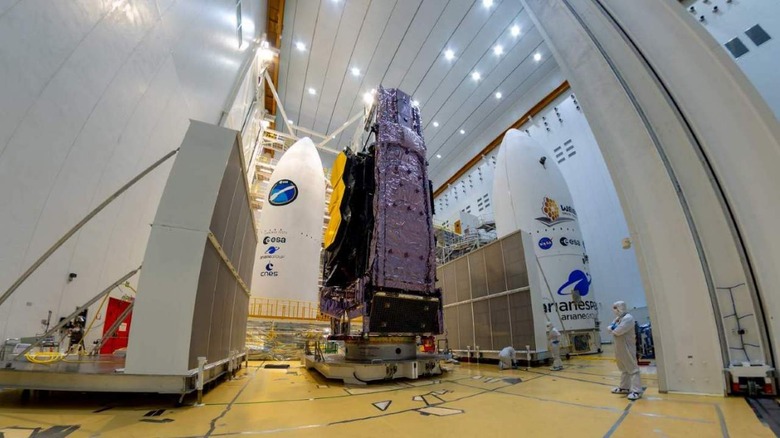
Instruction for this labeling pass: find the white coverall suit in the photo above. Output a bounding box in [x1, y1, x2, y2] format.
[608, 301, 642, 398]
[547, 324, 563, 371]
[498, 346, 516, 370]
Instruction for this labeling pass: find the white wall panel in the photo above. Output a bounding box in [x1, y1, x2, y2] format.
[0, 0, 264, 344]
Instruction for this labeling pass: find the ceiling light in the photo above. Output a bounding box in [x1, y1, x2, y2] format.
[308, 87, 316, 95]
[471, 71, 481, 81]
[511, 25, 520, 37]
[412, 100, 420, 107]
[460, 129, 466, 135]
[351, 67, 360, 76]
[495, 91, 502, 99]
[493, 45, 503, 56]
[433, 121, 439, 127]
[436, 154, 442, 159]
[296, 42, 306, 51]
[444, 49, 455, 61]
[482, 0, 493, 8]
[533, 52, 542, 62]
[363, 92, 374, 105]
[288, 120, 294, 125]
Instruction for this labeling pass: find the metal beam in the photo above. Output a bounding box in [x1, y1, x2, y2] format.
[0, 150, 177, 309]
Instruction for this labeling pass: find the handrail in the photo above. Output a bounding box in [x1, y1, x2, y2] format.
[248, 297, 330, 322]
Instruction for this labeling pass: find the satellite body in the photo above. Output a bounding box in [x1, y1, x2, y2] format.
[320, 87, 442, 340]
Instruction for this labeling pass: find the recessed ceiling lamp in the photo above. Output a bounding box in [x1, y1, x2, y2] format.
[433, 121, 439, 127]
[444, 49, 455, 61]
[436, 154, 442, 159]
[493, 45, 503, 56]
[412, 100, 420, 107]
[308, 87, 316, 95]
[288, 120, 294, 125]
[495, 91, 502, 99]
[296, 42, 306, 51]
[511, 25, 520, 37]
[460, 129, 466, 135]
[483, 0, 493, 8]
[471, 71, 481, 81]
[533, 52, 542, 62]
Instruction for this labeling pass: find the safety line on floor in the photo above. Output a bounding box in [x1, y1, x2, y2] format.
[603, 401, 633, 438]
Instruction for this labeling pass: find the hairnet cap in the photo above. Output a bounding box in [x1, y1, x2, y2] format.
[612, 301, 627, 314]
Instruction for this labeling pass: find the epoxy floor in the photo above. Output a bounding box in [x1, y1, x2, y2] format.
[0, 351, 774, 437]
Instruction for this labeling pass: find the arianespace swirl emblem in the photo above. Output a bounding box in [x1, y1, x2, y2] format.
[535, 197, 576, 227]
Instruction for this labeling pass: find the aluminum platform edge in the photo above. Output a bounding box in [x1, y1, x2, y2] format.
[0, 353, 245, 394]
[305, 353, 445, 385]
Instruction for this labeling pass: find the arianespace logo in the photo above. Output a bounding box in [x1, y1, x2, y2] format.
[538, 237, 553, 250]
[260, 262, 278, 277]
[535, 197, 577, 227]
[268, 179, 298, 206]
[557, 269, 591, 297]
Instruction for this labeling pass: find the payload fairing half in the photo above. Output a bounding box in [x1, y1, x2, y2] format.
[493, 130, 599, 350]
[253, 137, 325, 302]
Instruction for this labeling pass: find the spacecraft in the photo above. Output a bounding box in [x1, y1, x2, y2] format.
[307, 87, 443, 380]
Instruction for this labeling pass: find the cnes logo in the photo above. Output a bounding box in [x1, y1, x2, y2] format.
[260, 262, 278, 277]
[265, 246, 280, 254]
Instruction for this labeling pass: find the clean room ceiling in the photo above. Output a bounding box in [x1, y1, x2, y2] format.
[275, 0, 558, 183]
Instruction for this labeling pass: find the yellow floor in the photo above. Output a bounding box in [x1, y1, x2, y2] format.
[0, 353, 773, 437]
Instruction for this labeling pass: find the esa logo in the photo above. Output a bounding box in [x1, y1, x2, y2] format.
[260, 262, 278, 277]
[538, 237, 553, 250]
[263, 236, 287, 245]
[268, 179, 298, 206]
[559, 237, 581, 247]
[265, 246, 280, 255]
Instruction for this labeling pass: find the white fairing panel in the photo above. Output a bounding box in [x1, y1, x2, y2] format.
[253, 137, 325, 302]
[493, 130, 597, 331]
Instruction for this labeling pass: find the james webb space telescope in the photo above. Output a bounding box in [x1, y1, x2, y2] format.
[305, 87, 444, 384]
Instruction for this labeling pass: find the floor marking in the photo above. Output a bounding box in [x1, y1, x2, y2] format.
[412, 396, 423, 401]
[372, 400, 392, 412]
[604, 402, 634, 438]
[417, 406, 463, 416]
[140, 418, 174, 423]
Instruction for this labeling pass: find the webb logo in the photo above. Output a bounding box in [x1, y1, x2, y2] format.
[557, 269, 591, 297]
[535, 197, 577, 227]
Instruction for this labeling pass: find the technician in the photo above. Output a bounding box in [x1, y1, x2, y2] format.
[498, 346, 517, 370]
[547, 322, 563, 371]
[608, 301, 642, 401]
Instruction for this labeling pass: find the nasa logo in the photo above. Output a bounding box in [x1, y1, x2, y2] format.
[535, 197, 575, 227]
[260, 262, 278, 277]
[268, 179, 298, 206]
[556, 269, 592, 297]
[263, 236, 287, 245]
[559, 237, 581, 247]
[265, 246, 280, 254]
[538, 237, 553, 250]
